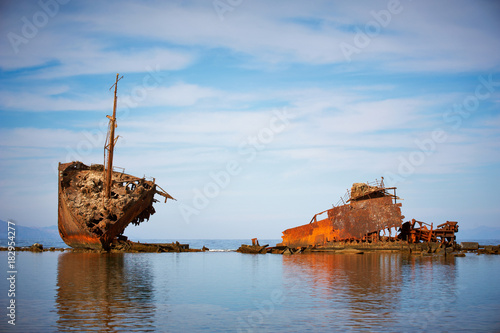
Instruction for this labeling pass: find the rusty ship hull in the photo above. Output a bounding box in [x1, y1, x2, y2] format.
[281, 179, 459, 250]
[58, 161, 171, 250]
[282, 196, 404, 248]
[281, 179, 405, 248]
[57, 74, 173, 250]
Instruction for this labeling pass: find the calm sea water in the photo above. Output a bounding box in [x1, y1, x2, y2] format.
[1, 240, 500, 332]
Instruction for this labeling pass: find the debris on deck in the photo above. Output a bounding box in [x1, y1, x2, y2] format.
[58, 162, 173, 250]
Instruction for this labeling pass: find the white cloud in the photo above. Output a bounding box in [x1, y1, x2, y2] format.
[82, 1, 500, 71]
[121, 83, 220, 108]
[1, 0, 499, 234]
[0, 90, 109, 112]
[3, 0, 499, 74]
[35, 47, 194, 79]
[1, 7, 194, 76]
[0, 82, 219, 112]
[0, 128, 79, 148]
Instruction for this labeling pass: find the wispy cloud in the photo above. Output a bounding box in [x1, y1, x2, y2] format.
[0, 0, 499, 235]
[3, 1, 499, 74]
[0, 89, 109, 112]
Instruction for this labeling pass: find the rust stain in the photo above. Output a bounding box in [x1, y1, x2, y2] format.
[58, 162, 173, 250]
[281, 178, 458, 248]
[399, 219, 458, 243]
[57, 74, 174, 251]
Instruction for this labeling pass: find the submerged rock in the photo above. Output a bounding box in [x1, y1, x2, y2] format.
[30, 243, 43, 252]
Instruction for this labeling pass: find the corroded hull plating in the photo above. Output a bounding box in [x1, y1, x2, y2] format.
[58, 161, 169, 250]
[282, 195, 404, 248]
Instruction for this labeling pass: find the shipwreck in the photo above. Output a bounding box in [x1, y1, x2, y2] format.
[280, 178, 458, 250]
[58, 74, 174, 250]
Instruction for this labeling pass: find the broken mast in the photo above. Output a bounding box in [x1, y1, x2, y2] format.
[104, 73, 123, 199]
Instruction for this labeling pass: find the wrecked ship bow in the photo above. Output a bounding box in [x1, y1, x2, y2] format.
[58, 74, 174, 250]
[58, 162, 173, 250]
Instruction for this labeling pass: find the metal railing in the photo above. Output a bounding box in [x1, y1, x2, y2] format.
[333, 177, 386, 207]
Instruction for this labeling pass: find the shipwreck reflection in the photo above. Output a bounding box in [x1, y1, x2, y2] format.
[56, 252, 157, 332]
[282, 253, 458, 330]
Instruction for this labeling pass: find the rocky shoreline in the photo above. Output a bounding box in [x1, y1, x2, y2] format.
[237, 240, 500, 256]
[2, 240, 499, 255]
[0, 240, 209, 253]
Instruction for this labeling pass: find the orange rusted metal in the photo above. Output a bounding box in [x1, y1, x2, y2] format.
[58, 75, 174, 250]
[58, 162, 173, 250]
[282, 178, 405, 248]
[281, 178, 459, 248]
[399, 219, 458, 244]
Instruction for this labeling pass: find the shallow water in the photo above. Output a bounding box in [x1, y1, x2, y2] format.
[1, 246, 499, 332]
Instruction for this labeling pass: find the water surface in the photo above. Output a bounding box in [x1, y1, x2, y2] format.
[1, 246, 499, 332]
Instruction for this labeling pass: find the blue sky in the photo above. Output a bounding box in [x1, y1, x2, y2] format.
[1, 0, 499, 239]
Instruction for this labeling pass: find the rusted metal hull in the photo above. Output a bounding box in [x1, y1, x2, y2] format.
[58, 161, 170, 250]
[280, 179, 460, 249]
[282, 196, 404, 248]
